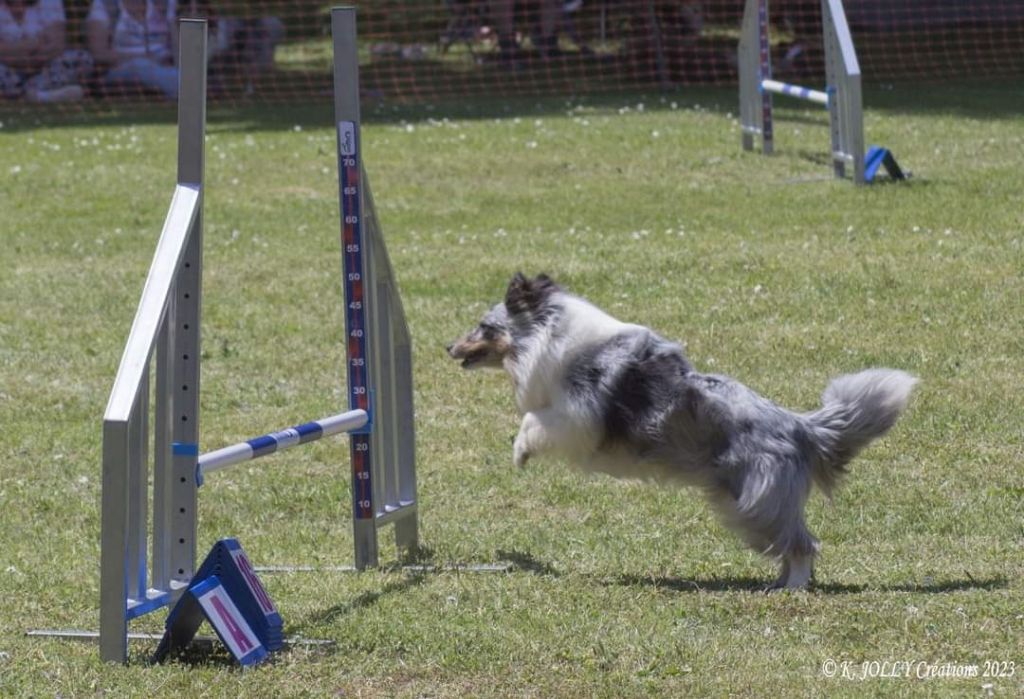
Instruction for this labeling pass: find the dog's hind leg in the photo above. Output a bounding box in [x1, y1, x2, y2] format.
[768, 525, 819, 590]
[710, 472, 819, 590]
[513, 408, 585, 468]
[775, 553, 814, 589]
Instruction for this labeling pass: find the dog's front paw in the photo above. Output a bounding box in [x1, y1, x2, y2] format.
[512, 434, 531, 468]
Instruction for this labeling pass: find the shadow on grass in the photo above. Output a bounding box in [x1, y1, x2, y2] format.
[611, 573, 767, 593]
[398, 543, 440, 565]
[151, 575, 428, 666]
[153, 634, 340, 667]
[497, 548, 561, 576]
[296, 572, 429, 630]
[151, 637, 267, 668]
[610, 573, 1008, 594]
[815, 576, 1009, 594]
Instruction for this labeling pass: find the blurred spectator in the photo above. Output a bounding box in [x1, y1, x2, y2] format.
[85, 0, 178, 99]
[0, 0, 93, 102]
[776, 0, 820, 75]
[177, 0, 283, 95]
[489, 0, 563, 63]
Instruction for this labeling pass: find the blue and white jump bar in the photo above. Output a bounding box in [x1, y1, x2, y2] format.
[761, 79, 830, 107]
[196, 410, 368, 484]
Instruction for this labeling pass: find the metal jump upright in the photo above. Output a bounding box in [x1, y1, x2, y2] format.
[332, 7, 418, 571]
[98, 9, 418, 664]
[99, 19, 207, 663]
[739, 0, 904, 184]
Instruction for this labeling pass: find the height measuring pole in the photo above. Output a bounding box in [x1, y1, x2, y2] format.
[757, 0, 774, 154]
[332, 7, 378, 569]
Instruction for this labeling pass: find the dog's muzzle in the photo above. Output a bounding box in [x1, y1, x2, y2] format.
[447, 341, 487, 368]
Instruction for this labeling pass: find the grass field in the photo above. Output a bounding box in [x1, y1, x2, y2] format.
[1, 82, 1022, 697]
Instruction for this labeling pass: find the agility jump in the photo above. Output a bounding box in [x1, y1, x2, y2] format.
[96, 8, 417, 663]
[738, 0, 905, 183]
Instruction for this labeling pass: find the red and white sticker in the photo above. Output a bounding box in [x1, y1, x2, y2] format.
[197, 584, 262, 659]
[230, 548, 278, 616]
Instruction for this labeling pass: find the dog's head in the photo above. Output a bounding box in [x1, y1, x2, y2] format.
[447, 273, 561, 369]
[446, 302, 513, 370]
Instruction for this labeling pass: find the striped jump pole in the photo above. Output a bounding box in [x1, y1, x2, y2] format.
[195, 410, 369, 484]
[760, 79, 830, 108]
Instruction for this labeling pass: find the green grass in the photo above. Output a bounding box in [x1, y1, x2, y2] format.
[1, 83, 1022, 697]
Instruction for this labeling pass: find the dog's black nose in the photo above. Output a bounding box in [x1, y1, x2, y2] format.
[445, 343, 453, 355]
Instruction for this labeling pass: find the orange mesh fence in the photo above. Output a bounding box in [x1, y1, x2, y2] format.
[3, 1, 1024, 109]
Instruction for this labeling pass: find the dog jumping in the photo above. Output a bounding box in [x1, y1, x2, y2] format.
[447, 273, 916, 589]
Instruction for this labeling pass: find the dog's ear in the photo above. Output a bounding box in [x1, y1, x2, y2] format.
[505, 272, 558, 317]
[530, 273, 558, 295]
[505, 273, 531, 315]
[508, 272, 528, 293]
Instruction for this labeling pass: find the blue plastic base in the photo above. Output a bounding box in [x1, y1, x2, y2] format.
[125, 590, 171, 620]
[154, 575, 269, 666]
[865, 146, 907, 182]
[152, 538, 283, 665]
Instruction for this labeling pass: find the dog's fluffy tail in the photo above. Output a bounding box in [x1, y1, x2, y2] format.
[805, 369, 917, 496]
